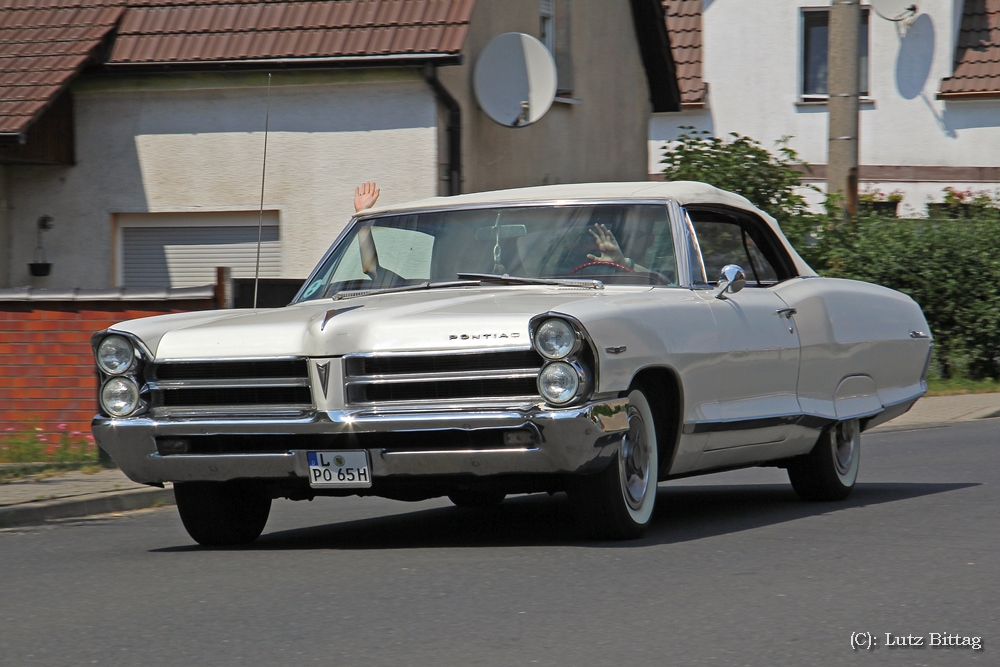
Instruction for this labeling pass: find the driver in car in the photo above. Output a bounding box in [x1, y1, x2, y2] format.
[586, 223, 652, 274]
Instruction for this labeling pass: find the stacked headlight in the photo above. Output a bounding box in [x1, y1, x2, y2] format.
[101, 377, 140, 417]
[94, 333, 144, 418]
[531, 316, 592, 406]
[537, 362, 581, 405]
[97, 335, 135, 374]
[534, 319, 578, 360]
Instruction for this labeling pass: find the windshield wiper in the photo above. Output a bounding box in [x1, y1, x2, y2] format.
[331, 280, 479, 301]
[455, 273, 604, 290]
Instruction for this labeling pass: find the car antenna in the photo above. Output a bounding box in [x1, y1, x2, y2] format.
[253, 72, 272, 309]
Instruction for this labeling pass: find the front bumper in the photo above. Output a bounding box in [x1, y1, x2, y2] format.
[93, 399, 631, 486]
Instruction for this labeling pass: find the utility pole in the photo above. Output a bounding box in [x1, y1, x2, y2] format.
[827, 0, 861, 221]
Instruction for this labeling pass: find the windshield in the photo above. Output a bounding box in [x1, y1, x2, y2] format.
[296, 204, 678, 302]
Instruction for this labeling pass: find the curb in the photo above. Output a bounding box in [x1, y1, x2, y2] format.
[0, 486, 175, 529]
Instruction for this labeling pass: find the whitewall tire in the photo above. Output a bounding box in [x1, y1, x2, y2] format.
[568, 389, 658, 539]
[788, 418, 861, 501]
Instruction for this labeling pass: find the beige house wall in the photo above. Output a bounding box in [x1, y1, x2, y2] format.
[3, 69, 437, 289]
[438, 0, 653, 194]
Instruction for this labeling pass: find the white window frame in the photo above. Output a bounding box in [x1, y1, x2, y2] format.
[798, 5, 872, 104]
[540, 0, 555, 54]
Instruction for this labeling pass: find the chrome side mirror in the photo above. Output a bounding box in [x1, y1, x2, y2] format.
[715, 264, 747, 299]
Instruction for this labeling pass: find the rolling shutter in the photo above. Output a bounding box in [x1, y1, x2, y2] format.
[119, 212, 281, 288]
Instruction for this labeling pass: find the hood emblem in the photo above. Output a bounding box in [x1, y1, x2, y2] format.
[449, 332, 520, 341]
[321, 305, 363, 331]
[316, 361, 330, 398]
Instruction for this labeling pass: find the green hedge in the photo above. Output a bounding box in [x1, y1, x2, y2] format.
[788, 213, 1000, 380]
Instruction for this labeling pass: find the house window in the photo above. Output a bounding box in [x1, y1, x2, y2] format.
[802, 9, 869, 97]
[542, 0, 574, 97]
[540, 0, 555, 54]
[115, 211, 281, 288]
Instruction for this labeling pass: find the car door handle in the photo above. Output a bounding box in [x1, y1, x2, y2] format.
[776, 308, 797, 318]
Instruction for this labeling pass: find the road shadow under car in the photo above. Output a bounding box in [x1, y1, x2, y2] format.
[152, 480, 977, 552]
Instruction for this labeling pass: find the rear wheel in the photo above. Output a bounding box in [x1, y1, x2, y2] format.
[174, 481, 271, 547]
[568, 389, 658, 540]
[788, 419, 861, 501]
[448, 490, 506, 508]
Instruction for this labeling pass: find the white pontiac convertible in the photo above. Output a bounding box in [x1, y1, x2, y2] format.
[92, 182, 932, 545]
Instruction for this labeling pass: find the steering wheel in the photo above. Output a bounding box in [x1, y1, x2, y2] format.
[569, 260, 634, 275]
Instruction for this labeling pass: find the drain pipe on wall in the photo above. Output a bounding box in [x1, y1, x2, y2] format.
[424, 65, 462, 196]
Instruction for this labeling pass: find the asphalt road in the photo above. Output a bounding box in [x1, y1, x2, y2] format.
[2, 420, 997, 667]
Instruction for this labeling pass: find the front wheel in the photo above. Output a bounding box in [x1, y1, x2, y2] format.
[788, 419, 861, 501]
[568, 389, 658, 540]
[174, 481, 271, 547]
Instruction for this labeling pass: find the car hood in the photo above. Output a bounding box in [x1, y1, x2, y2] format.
[112, 285, 653, 360]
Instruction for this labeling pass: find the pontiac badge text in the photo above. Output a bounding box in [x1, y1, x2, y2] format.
[449, 332, 521, 340]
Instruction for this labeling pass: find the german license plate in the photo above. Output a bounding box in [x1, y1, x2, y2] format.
[307, 450, 372, 488]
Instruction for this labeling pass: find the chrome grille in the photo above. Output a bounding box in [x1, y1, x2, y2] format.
[344, 348, 544, 405]
[149, 358, 312, 415]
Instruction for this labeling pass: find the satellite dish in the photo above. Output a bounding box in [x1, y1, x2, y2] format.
[870, 0, 917, 21]
[473, 32, 557, 128]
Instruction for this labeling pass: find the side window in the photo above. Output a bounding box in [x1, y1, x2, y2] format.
[689, 218, 780, 285]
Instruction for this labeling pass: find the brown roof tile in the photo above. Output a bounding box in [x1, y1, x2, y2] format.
[662, 0, 705, 106]
[106, 0, 471, 63]
[1, 0, 473, 138]
[939, 0, 1000, 98]
[0, 0, 123, 136]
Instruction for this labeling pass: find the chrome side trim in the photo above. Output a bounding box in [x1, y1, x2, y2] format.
[383, 447, 537, 456]
[151, 355, 305, 364]
[345, 369, 540, 385]
[344, 395, 541, 408]
[682, 413, 840, 434]
[149, 406, 313, 419]
[149, 378, 310, 390]
[344, 346, 534, 360]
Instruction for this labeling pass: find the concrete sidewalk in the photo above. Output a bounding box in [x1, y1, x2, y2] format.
[869, 392, 1000, 431]
[0, 468, 173, 528]
[2, 392, 999, 528]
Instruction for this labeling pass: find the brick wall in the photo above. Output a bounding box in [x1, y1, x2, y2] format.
[0, 300, 217, 438]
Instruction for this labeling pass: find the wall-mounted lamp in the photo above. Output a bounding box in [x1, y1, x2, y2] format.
[29, 215, 53, 277]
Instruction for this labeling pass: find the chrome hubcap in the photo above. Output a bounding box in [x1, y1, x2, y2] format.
[620, 408, 650, 509]
[834, 421, 857, 475]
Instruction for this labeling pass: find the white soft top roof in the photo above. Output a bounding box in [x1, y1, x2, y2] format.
[363, 181, 817, 277]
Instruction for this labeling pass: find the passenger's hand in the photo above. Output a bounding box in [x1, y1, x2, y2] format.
[354, 182, 380, 212]
[587, 224, 626, 264]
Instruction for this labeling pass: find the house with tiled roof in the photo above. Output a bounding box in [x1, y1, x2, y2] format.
[0, 0, 680, 290]
[651, 0, 1000, 216]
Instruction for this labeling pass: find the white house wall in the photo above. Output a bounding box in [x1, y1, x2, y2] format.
[5, 70, 437, 289]
[650, 0, 1000, 215]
